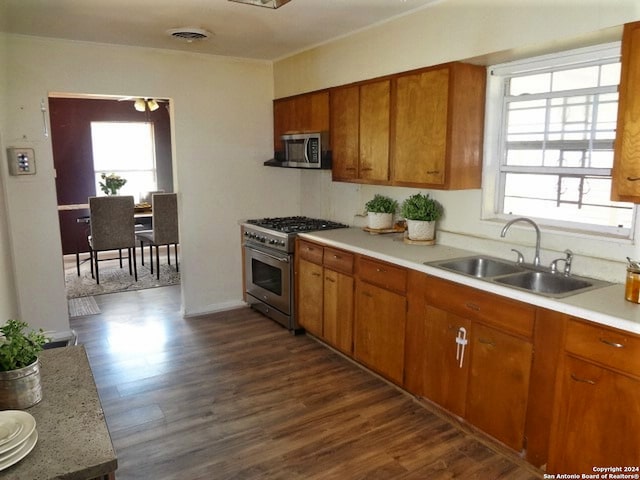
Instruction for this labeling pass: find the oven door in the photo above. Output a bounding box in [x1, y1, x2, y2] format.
[244, 243, 292, 316]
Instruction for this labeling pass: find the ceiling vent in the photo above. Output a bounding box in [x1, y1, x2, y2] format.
[166, 27, 212, 42]
[228, 0, 292, 9]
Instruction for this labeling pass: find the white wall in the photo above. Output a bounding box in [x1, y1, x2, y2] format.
[282, 0, 640, 283]
[0, 34, 19, 322]
[0, 33, 301, 330]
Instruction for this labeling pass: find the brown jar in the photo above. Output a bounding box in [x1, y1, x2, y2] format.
[625, 267, 640, 303]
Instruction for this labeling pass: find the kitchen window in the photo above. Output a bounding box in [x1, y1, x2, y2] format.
[486, 43, 635, 237]
[90, 121, 157, 200]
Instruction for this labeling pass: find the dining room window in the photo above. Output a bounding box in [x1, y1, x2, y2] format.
[90, 121, 157, 200]
[487, 42, 635, 237]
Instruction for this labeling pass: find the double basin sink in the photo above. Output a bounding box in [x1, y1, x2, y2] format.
[427, 255, 611, 298]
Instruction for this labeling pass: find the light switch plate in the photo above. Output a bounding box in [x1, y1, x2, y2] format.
[7, 147, 36, 175]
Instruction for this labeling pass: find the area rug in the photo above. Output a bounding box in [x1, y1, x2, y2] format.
[68, 296, 101, 317]
[66, 262, 180, 299]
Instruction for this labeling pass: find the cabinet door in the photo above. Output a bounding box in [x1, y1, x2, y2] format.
[612, 21, 640, 201]
[354, 280, 406, 384]
[323, 269, 354, 354]
[393, 68, 449, 186]
[297, 258, 324, 337]
[359, 80, 390, 182]
[423, 306, 471, 418]
[548, 356, 640, 474]
[330, 85, 360, 181]
[466, 323, 533, 451]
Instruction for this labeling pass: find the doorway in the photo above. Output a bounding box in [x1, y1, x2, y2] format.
[48, 95, 179, 301]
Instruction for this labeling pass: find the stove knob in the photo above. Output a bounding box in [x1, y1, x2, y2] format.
[260, 236, 266, 243]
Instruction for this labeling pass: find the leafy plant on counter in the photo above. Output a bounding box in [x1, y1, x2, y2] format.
[401, 193, 443, 221]
[365, 194, 399, 214]
[0, 320, 48, 371]
[99, 173, 127, 196]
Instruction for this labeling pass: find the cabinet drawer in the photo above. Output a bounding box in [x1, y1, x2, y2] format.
[297, 240, 323, 264]
[565, 319, 640, 377]
[358, 257, 407, 294]
[323, 247, 354, 275]
[424, 275, 535, 339]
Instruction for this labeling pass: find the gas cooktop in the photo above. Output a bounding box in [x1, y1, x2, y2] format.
[246, 216, 348, 234]
[244, 216, 348, 253]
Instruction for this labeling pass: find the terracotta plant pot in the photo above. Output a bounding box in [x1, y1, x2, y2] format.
[367, 212, 393, 230]
[406, 219, 435, 241]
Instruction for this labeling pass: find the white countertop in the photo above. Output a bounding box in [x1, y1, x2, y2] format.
[299, 228, 640, 335]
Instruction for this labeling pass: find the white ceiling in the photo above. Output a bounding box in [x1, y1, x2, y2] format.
[0, 0, 440, 61]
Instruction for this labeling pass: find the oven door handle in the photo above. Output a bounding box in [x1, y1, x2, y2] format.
[249, 247, 290, 264]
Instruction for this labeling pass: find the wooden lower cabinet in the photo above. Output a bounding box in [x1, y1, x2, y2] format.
[323, 268, 354, 354]
[297, 257, 324, 337]
[422, 306, 471, 418]
[547, 318, 640, 473]
[548, 355, 640, 473]
[354, 279, 406, 384]
[466, 323, 532, 452]
[296, 240, 355, 351]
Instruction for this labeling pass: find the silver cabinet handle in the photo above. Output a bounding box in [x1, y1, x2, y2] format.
[599, 338, 624, 348]
[325, 276, 335, 283]
[627, 176, 640, 181]
[478, 338, 495, 346]
[311, 272, 321, 277]
[570, 373, 596, 385]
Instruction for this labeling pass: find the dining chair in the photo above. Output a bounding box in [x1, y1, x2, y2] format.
[136, 193, 179, 280]
[88, 195, 137, 284]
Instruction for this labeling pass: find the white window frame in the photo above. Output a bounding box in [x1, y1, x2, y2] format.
[482, 42, 637, 240]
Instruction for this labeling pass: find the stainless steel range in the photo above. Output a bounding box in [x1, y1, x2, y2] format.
[242, 216, 348, 333]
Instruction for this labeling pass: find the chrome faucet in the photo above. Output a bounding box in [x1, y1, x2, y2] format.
[500, 217, 541, 267]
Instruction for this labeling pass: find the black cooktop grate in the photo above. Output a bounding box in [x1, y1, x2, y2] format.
[247, 216, 348, 233]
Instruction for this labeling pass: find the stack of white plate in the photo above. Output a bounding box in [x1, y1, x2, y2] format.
[0, 411, 38, 471]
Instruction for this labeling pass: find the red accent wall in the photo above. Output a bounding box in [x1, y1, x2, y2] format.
[49, 97, 173, 254]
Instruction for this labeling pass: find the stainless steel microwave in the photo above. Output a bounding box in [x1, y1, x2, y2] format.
[281, 132, 330, 169]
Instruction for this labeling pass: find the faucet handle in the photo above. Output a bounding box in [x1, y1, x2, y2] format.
[511, 248, 525, 264]
[550, 249, 574, 275]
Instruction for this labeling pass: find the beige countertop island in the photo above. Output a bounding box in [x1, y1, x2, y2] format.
[299, 227, 640, 335]
[2, 346, 117, 480]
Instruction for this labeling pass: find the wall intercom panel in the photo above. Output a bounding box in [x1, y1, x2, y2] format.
[7, 148, 36, 175]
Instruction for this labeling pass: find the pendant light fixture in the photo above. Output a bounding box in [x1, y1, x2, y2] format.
[228, 0, 291, 9]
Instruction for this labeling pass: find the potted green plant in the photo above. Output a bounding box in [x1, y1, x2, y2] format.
[365, 194, 398, 230]
[0, 319, 48, 409]
[401, 193, 443, 241]
[99, 173, 127, 196]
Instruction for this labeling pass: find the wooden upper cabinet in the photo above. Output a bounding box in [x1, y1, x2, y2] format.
[612, 21, 640, 202]
[330, 80, 391, 183]
[359, 80, 391, 182]
[273, 91, 329, 153]
[330, 85, 360, 181]
[393, 67, 449, 186]
[392, 63, 485, 189]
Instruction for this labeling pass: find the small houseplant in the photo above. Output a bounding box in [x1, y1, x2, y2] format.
[365, 194, 398, 230]
[0, 319, 48, 408]
[401, 193, 443, 241]
[99, 173, 127, 196]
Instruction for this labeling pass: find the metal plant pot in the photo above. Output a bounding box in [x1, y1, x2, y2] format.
[0, 358, 43, 409]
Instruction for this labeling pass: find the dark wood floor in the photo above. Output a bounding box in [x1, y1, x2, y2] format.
[70, 286, 542, 480]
